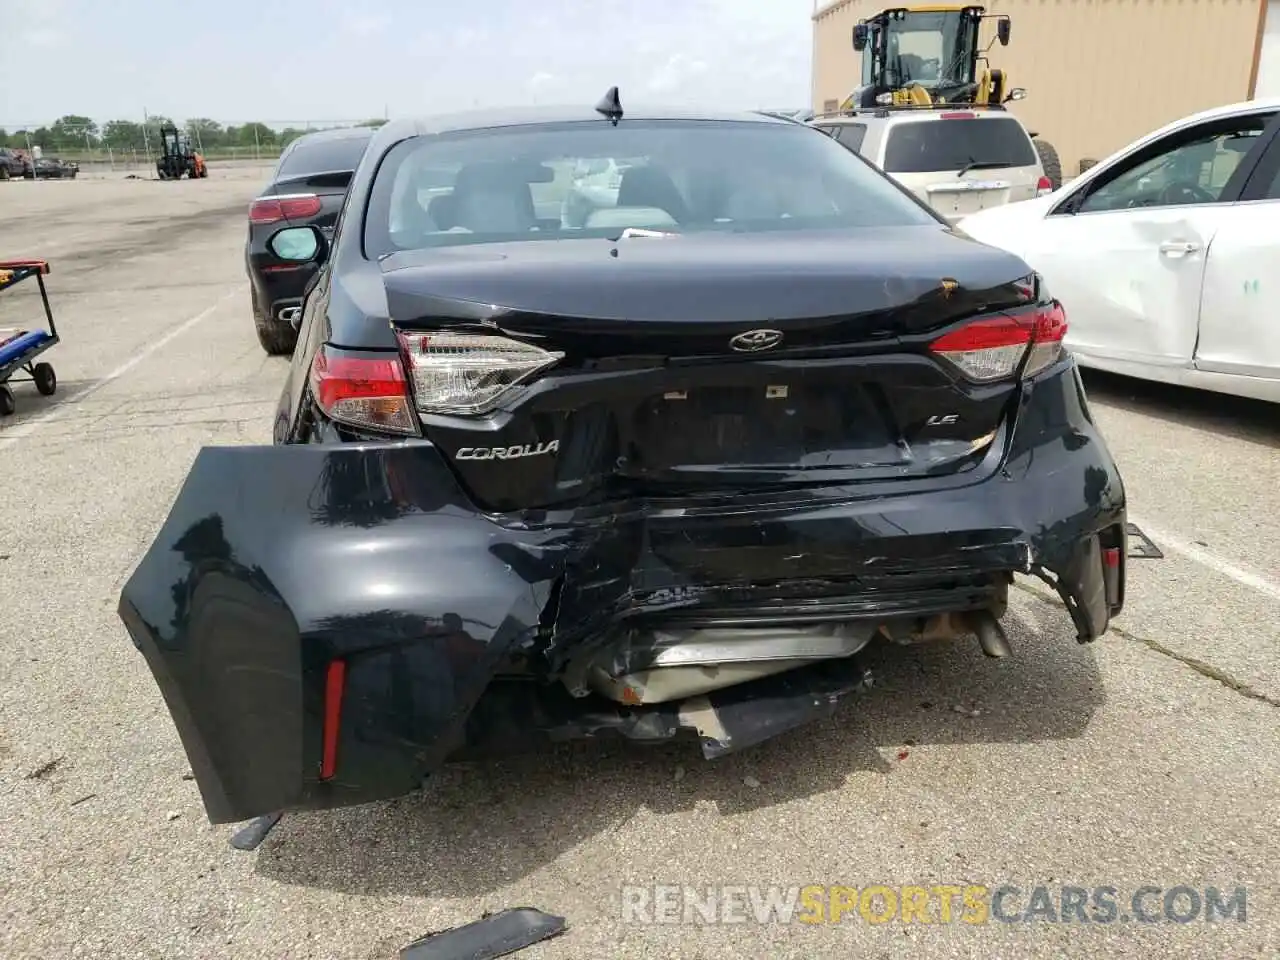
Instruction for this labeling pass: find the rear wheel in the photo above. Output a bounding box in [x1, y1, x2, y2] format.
[0, 385, 14, 416]
[0, 166, 8, 181]
[1033, 138, 1062, 190]
[256, 319, 298, 356]
[32, 362, 56, 396]
[253, 294, 298, 356]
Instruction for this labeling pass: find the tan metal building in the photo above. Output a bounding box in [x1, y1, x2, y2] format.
[812, 0, 1280, 177]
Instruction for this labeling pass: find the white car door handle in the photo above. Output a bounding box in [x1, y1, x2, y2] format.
[1159, 240, 1200, 256]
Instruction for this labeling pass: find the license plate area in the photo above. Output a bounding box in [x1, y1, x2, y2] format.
[625, 382, 904, 472]
[926, 180, 1011, 217]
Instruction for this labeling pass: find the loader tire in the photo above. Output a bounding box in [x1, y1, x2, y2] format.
[1033, 138, 1062, 190]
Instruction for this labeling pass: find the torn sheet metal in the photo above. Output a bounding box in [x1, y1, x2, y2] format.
[400, 908, 566, 960]
[1125, 522, 1164, 559]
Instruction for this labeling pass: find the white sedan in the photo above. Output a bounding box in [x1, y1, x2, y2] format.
[957, 97, 1280, 403]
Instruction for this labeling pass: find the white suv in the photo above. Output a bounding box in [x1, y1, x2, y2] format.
[813, 109, 1053, 223]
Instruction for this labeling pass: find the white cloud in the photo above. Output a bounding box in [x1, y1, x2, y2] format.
[21, 28, 63, 48]
[342, 13, 390, 37]
[646, 54, 710, 95]
[0, 0, 819, 123]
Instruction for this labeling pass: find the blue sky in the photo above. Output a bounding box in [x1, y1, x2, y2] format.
[0, 0, 818, 127]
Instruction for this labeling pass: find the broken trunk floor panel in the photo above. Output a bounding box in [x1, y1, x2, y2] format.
[456, 656, 874, 761]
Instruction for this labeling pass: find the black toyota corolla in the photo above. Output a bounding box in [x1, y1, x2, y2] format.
[120, 95, 1126, 826]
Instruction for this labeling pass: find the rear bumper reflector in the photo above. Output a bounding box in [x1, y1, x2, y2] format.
[319, 660, 346, 781]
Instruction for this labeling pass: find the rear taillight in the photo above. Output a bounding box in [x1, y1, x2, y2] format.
[309, 346, 417, 434]
[397, 332, 564, 416]
[939, 111, 977, 120]
[930, 300, 1068, 382]
[249, 193, 323, 225]
[1036, 176, 1053, 197]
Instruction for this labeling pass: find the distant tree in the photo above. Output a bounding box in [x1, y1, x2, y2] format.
[278, 127, 306, 147]
[359, 118, 389, 127]
[145, 115, 176, 134]
[235, 122, 276, 147]
[30, 126, 52, 148]
[51, 114, 98, 148]
[102, 120, 143, 149]
[185, 118, 224, 149]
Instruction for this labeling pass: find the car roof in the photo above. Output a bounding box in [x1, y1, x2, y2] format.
[814, 108, 1026, 126]
[290, 125, 377, 144]
[363, 104, 790, 149]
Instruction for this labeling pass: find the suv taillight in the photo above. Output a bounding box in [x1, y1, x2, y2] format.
[930, 301, 1068, 383]
[1036, 176, 1053, 197]
[309, 346, 417, 434]
[249, 193, 323, 225]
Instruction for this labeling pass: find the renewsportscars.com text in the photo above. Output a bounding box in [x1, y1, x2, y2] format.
[621, 884, 1248, 926]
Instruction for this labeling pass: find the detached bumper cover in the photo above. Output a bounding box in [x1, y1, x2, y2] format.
[119, 364, 1124, 823]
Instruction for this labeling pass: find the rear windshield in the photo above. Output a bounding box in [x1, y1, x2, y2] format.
[364, 119, 938, 258]
[882, 116, 1036, 173]
[277, 134, 371, 178]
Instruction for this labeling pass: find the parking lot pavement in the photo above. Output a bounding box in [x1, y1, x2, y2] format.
[1, 177, 1277, 960]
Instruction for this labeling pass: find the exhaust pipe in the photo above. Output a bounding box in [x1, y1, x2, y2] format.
[277, 305, 301, 327]
[972, 612, 1012, 659]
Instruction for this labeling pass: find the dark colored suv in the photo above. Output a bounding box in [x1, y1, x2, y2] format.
[244, 125, 374, 355]
[0, 148, 27, 180]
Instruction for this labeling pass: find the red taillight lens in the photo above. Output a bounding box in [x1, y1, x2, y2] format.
[1036, 176, 1053, 197]
[930, 301, 1068, 382]
[940, 112, 976, 120]
[248, 193, 323, 224]
[309, 345, 418, 434]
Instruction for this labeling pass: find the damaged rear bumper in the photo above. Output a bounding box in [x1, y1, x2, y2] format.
[118, 367, 1124, 823]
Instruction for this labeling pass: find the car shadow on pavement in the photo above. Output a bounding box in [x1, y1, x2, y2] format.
[255, 593, 1103, 899]
[1080, 369, 1280, 448]
[0, 379, 95, 430]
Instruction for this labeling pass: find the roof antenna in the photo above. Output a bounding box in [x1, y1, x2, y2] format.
[595, 86, 623, 126]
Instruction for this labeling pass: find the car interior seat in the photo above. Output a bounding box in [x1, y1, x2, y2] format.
[450, 163, 537, 234]
[616, 166, 690, 223]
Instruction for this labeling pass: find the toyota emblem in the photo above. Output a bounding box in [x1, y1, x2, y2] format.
[729, 329, 784, 352]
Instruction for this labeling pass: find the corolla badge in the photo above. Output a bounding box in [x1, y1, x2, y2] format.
[456, 441, 559, 461]
[730, 329, 784, 352]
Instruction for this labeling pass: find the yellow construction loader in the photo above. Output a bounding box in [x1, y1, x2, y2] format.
[842, 5, 1061, 186]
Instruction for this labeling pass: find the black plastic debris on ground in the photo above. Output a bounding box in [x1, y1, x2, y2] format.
[1126, 522, 1163, 559]
[229, 811, 282, 851]
[401, 908, 567, 960]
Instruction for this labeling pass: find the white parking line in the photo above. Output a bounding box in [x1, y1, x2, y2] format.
[1130, 514, 1280, 603]
[0, 288, 237, 451]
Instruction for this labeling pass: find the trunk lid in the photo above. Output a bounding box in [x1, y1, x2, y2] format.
[381, 228, 1034, 512]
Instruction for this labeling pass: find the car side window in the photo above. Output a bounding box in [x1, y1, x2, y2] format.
[1069, 113, 1275, 215]
[1259, 162, 1280, 200]
[834, 124, 867, 152]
